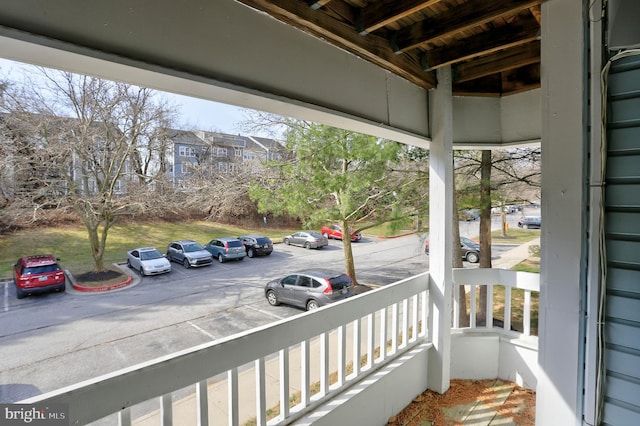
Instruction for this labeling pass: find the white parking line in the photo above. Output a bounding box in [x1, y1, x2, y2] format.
[187, 321, 216, 340]
[245, 304, 286, 320]
[3, 282, 8, 312]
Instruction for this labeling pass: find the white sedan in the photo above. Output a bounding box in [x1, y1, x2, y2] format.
[126, 247, 172, 276]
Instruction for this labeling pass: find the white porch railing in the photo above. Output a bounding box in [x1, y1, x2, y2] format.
[22, 272, 430, 426]
[20, 268, 539, 425]
[452, 268, 540, 336]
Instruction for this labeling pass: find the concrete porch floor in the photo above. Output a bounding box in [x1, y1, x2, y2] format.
[386, 379, 536, 426]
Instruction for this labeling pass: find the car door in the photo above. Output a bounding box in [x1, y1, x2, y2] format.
[278, 274, 298, 304]
[170, 243, 185, 263]
[292, 275, 314, 307]
[129, 250, 141, 269]
[291, 232, 304, 246]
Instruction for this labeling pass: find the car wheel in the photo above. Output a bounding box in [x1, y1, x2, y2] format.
[306, 300, 319, 311]
[248, 248, 255, 258]
[284, 238, 290, 245]
[127, 259, 132, 268]
[523, 224, 529, 229]
[183, 258, 190, 269]
[218, 254, 225, 263]
[16, 287, 26, 299]
[466, 252, 480, 263]
[57, 283, 66, 292]
[266, 290, 280, 306]
[304, 242, 311, 249]
[167, 253, 173, 262]
[323, 232, 329, 239]
[140, 266, 145, 276]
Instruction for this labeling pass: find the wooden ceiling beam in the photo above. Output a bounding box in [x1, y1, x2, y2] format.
[357, 0, 440, 35]
[237, 0, 436, 89]
[422, 18, 540, 71]
[392, 0, 543, 53]
[453, 41, 541, 83]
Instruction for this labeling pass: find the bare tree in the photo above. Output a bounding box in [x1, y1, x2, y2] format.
[3, 68, 178, 272]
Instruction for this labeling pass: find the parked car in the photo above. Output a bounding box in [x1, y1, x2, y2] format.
[238, 234, 273, 258]
[459, 209, 479, 221]
[425, 236, 480, 263]
[166, 240, 214, 268]
[204, 237, 246, 262]
[13, 254, 66, 299]
[320, 224, 362, 242]
[518, 216, 541, 229]
[264, 269, 355, 311]
[126, 247, 171, 276]
[283, 231, 329, 249]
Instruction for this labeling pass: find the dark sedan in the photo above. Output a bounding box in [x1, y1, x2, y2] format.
[238, 234, 273, 257]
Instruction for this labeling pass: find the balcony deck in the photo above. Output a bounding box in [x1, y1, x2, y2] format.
[387, 379, 536, 426]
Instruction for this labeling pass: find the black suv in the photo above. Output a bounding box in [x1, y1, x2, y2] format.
[238, 234, 274, 258]
[517, 216, 542, 229]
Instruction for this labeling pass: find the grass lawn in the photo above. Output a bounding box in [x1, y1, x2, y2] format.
[0, 221, 299, 279]
[491, 228, 540, 244]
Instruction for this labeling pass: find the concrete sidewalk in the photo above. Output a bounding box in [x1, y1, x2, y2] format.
[492, 238, 540, 269]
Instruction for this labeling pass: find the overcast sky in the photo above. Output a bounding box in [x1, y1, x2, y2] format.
[0, 57, 256, 136]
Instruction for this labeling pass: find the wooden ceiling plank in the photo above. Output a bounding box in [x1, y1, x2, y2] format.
[454, 41, 540, 83]
[393, 0, 543, 53]
[358, 0, 441, 35]
[423, 18, 540, 70]
[237, 0, 436, 89]
[307, 0, 333, 11]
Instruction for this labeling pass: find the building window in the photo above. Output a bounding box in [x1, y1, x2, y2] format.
[228, 163, 235, 173]
[217, 162, 228, 172]
[179, 146, 196, 157]
[235, 148, 242, 157]
[216, 147, 227, 157]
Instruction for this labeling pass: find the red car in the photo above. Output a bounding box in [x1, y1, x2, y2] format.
[13, 254, 66, 299]
[320, 224, 362, 242]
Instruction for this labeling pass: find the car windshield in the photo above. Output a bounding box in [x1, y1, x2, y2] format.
[183, 243, 204, 252]
[24, 264, 60, 274]
[461, 237, 477, 247]
[140, 249, 163, 260]
[327, 274, 352, 290]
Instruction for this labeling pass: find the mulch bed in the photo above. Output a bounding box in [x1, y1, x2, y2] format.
[386, 379, 536, 426]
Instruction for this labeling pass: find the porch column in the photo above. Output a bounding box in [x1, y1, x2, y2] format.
[537, 0, 586, 424]
[427, 66, 454, 394]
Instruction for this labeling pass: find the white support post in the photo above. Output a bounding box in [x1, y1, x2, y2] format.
[427, 65, 454, 394]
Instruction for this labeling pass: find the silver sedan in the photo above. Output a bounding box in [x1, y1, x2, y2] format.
[282, 231, 328, 249]
[126, 247, 172, 276]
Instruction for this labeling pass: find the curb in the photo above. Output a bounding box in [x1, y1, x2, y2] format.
[66, 263, 138, 293]
[376, 231, 418, 239]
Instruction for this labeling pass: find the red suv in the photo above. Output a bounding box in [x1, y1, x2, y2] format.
[13, 255, 66, 299]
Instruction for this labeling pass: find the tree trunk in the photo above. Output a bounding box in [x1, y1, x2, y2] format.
[478, 150, 492, 325]
[341, 220, 357, 284]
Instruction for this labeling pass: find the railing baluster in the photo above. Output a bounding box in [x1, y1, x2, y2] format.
[118, 407, 131, 426]
[366, 313, 375, 369]
[470, 284, 477, 328]
[337, 325, 346, 386]
[379, 307, 387, 362]
[196, 380, 209, 426]
[411, 294, 418, 343]
[228, 368, 239, 426]
[352, 318, 361, 377]
[504, 286, 512, 332]
[421, 290, 428, 338]
[486, 283, 494, 329]
[391, 303, 398, 354]
[279, 348, 290, 420]
[401, 298, 409, 349]
[161, 394, 173, 426]
[320, 332, 329, 395]
[523, 290, 531, 336]
[453, 282, 460, 328]
[255, 358, 266, 426]
[301, 339, 310, 407]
